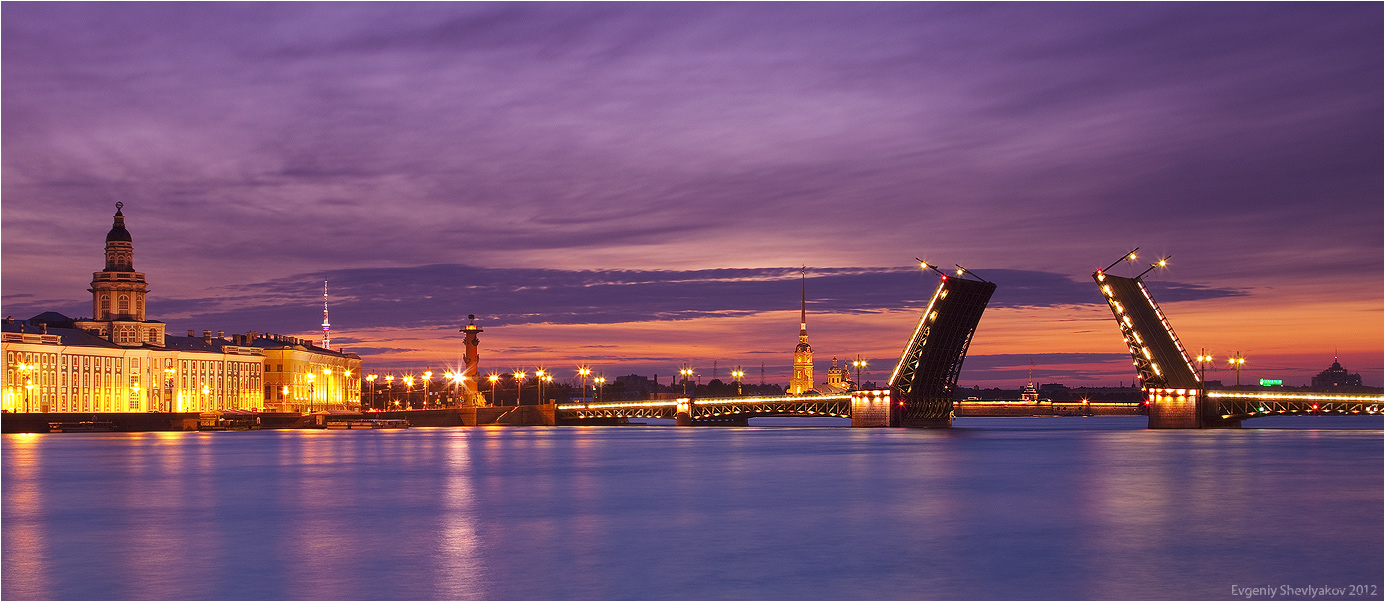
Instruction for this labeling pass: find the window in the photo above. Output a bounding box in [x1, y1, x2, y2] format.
[119, 295, 130, 314]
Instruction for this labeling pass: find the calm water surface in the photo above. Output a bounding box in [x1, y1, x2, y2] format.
[3, 416, 1381, 600]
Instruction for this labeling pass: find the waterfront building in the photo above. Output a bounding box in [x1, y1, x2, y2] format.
[817, 357, 852, 394]
[1, 205, 360, 413]
[1311, 358, 1363, 389]
[789, 269, 814, 395]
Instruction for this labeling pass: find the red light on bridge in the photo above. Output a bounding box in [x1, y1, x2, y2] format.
[1311, 404, 1319, 411]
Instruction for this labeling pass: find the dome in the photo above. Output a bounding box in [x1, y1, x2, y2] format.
[106, 209, 132, 242]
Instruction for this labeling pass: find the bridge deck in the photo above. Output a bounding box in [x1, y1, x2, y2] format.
[558, 395, 852, 423]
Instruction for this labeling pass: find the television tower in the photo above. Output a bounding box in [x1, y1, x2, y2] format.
[321, 280, 331, 349]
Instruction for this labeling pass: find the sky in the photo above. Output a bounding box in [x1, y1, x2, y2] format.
[3, 3, 1382, 388]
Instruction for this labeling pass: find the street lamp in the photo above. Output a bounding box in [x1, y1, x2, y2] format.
[366, 374, 378, 410]
[15, 363, 34, 413]
[1228, 353, 1246, 388]
[487, 374, 499, 406]
[281, 385, 289, 412]
[515, 371, 526, 406]
[403, 375, 414, 409]
[385, 374, 395, 408]
[852, 355, 867, 389]
[594, 375, 606, 403]
[535, 369, 546, 404]
[731, 366, 745, 396]
[132, 382, 141, 411]
[323, 368, 333, 409]
[164, 367, 176, 412]
[577, 366, 591, 400]
[680, 365, 693, 396]
[343, 369, 352, 409]
[305, 373, 315, 413]
[1195, 350, 1213, 388]
[422, 371, 433, 408]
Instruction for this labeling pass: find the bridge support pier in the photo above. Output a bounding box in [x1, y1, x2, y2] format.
[675, 398, 693, 426]
[1147, 389, 1240, 429]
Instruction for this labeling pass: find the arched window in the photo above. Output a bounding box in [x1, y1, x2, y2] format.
[118, 295, 130, 314]
[100, 295, 110, 317]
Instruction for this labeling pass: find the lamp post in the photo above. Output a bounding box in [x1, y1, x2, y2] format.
[164, 367, 176, 412]
[445, 371, 457, 406]
[422, 371, 432, 409]
[577, 367, 591, 402]
[16, 363, 33, 413]
[132, 382, 141, 411]
[535, 369, 546, 405]
[731, 367, 745, 396]
[281, 385, 289, 413]
[305, 373, 315, 413]
[594, 376, 606, 403]
[403, 375, 414, 409]
[515, 371, 526, 406]
[544, 374, 553, 404]
[201, 384, 210, 412]
[385, 375, 395, 408]
[1195, 350, 1213, 388]
[1228, 353, 1246, 388]
[343, 369, 352, 409]
[680, 365, 692, 396]
[323, 368, 333, 409]
[487, 374, 499, 406]
[852, 355, 867, 390]
[366, 374, 378, 410]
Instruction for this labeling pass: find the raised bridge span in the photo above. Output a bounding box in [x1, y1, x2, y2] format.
[1094, 250, 1382, 428]
[559, 263, 994, 428]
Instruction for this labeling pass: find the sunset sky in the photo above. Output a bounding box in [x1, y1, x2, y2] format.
[3, 3, 1381, 388]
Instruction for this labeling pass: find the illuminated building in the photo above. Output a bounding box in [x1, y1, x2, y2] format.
[1311, 358, 1363, 389]
[817, 357, 852, 394]
[1, 204, 359, 413]
[789, 268, 814, 394]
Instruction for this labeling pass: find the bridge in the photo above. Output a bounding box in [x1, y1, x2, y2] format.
[557, 394, 852, 426]
[1094, 250, 1382, 428]
[559, 262, 995, 428]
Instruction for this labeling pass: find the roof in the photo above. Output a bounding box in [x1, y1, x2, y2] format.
[106, 210, 132, 242]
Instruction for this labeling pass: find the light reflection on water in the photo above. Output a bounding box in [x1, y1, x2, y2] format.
[3, 416, 1380, 600]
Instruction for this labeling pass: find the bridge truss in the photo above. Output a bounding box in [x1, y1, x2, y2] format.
[1095, 251, 1383, 426]
[557, 395, 852, 424]
[888, 268, 996, 427]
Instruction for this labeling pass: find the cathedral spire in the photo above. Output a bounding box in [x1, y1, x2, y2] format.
[799, 266, 808, 344]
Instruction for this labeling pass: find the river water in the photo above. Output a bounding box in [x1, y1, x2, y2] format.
[3, 416, 1381, 600]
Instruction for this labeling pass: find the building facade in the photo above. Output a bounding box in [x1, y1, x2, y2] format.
[1, 205, 360, 414]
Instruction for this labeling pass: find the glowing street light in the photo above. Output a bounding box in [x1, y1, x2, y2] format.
[535, 369, 546, 404]
[403, 375, 414, 410]
[164, 367, 176, 412]
[487, 374, 499, 406]
[1195, 350, 1214, 389]
[594, 375, 606, 403]
[515, 371, 526, 406]
[305, 373, 315, 413]
[422, 371, 433, 408]
[365, 374, 376, 413]
[852, 355, 867, 390]
[680, 365, 693, 396]
[577, 367, 591, 401]
[1228, 353, 1246, 388]
[731, 366, 745, 396]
